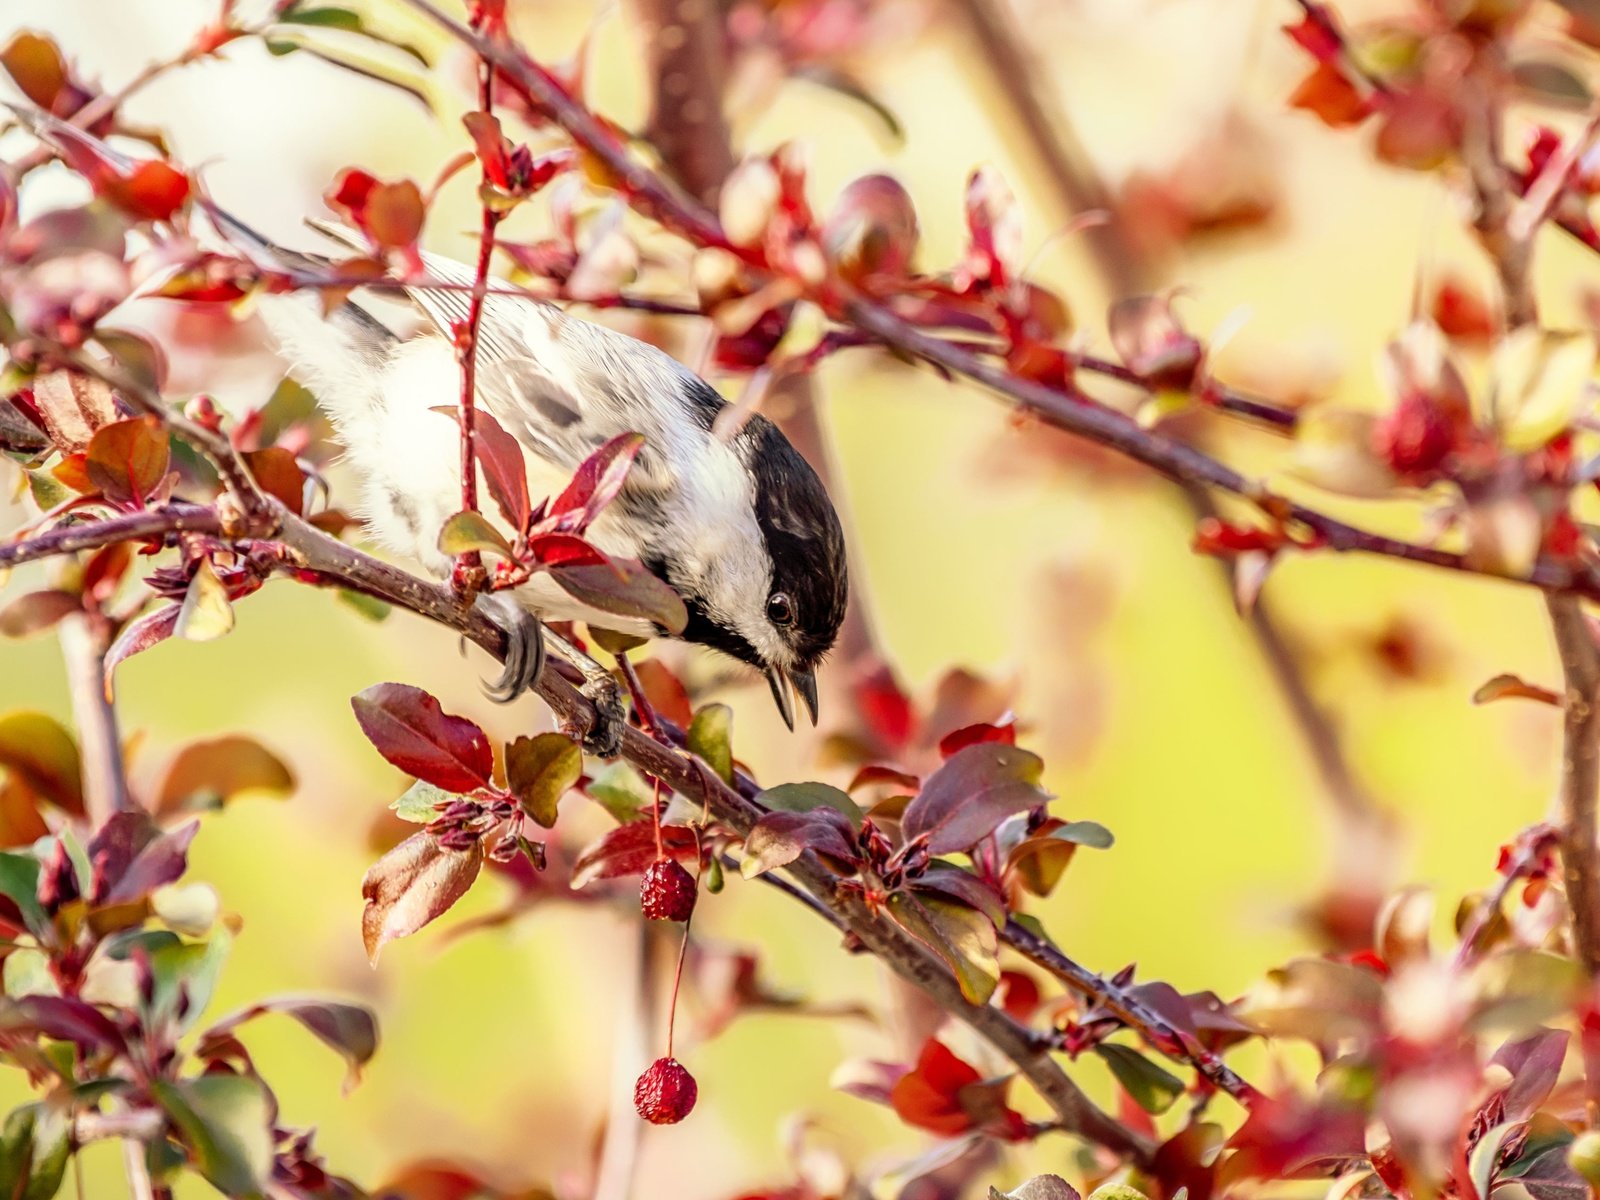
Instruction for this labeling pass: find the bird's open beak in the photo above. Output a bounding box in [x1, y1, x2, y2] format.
[766, 666, 819, 731]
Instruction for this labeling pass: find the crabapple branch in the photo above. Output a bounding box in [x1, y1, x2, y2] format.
[0, 504, 223, 570]
[394, 0, 1600, 610]
[264, 507, 1155, 1163]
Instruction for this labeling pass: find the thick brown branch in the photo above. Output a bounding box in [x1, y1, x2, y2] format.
[1547, 594, 1600, 978]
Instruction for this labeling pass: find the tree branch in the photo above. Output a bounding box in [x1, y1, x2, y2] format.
[391, 0, 1600, 610]
[0, 505, 222, 571]
[1001, 919, 1262, 1108]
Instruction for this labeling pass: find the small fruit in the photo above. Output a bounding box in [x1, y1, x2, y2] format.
[640, 858, 696, 922]
[634, 1056, 697, 1124]
[1372, 391, 1456, 477]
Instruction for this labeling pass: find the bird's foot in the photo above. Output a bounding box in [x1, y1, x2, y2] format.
[573, 670, 626, 758]
[476, 595, 546, 703]
[544, 627, 626, 757]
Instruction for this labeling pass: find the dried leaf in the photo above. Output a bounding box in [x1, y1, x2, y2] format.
[1473, 673, 1562, 707]
[360, 831, 482, 963]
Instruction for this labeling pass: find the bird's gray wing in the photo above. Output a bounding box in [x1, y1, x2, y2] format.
[305, 221, 698, 496]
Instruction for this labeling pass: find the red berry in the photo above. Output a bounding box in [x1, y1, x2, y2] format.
[634, 1056, 697, 1124]
[640, 858, 696, 922]
[1372, 392, 1455, 477]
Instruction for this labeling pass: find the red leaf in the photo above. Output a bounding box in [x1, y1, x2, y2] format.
[85, 416, 169, 505]
[937, 720, 1016, 759]
[325, 168, 425, 254]
[571, 819, 698, 888]
[549, 433, 645, 530]
[1289, 62, 1372, 129]
[855, 663, 915, 753]
[632, 659, 693, 730]
[889, 1039, 982, 1135]
[901, 744, 1052, 854]
[360, 831, 482, 963]
[104, 604, 181, 694]
[431, 405, 530, 533]
[351, 683, 494, 792]
[102, 159, 191, 222]
[525, 532, 608, 568]
[0, 590, 81, 639]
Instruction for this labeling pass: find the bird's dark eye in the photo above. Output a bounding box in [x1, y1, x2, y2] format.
[767, 592, 795, 627]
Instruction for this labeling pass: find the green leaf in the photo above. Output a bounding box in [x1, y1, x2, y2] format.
[688, 703, 733, 785]
[390, 780, 457, 824]
[437, 510, 513, 558]
[139, 929, 230, 1034]
[262, 25, 434, 110]
[886, 891, 998, 1005]
[505, 733, 582, 828]
[276, 3, 431, 63]
[152, 1075, 273, 1199]
[758, 782, 863, 824]
[585, 762, 647, 823]
[1095, 1043, 1183, 1114]
[1055, 820, 1114, 850]
[0, 852, 47, 940]
[336, 589, 391, 622]
[175, 559, 234, 642]
[0, 1103, 69, 1200]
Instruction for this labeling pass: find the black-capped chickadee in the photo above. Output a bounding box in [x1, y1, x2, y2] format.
[211, 210, 848, 746]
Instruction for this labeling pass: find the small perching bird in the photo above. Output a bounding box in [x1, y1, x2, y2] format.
[211, 209, 849, 750]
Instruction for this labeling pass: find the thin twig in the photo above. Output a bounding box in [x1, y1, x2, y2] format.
[0, 505, 222, 570]
[1001, 919, 1263, 1108]
[58, 614, 131, 821]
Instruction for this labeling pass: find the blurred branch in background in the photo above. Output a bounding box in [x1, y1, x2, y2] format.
[955, 0, 1391, 845]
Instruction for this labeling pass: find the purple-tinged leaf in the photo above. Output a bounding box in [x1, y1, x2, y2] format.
[85, 811, 160, 901]
[742, 809, 860, 879]
[104, 604, 181, 695]
[351, 683, 494, 792]
[902, 744, 1052, 855]
[1506, 1142, 1588, 1200]
[0, 995, 126, 1053]
[106, 819, 198, 904]
[937, 720, 1015, 759]
[432, 405, 531, 533]
[548, 557, 688, 634]
[912, 864, 1007, 926]
[360, 831, 482, 964]
[200, 999, 378, 1092]
[549, 432, 645, 531]
[1491, 1027, 1569, 1122]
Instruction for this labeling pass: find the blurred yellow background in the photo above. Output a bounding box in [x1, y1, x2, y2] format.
[0, 0, 1585, 1195]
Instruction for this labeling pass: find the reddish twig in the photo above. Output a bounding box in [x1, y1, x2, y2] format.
[0, 505, 223, 570]
[1001, 919, 1263, 1109]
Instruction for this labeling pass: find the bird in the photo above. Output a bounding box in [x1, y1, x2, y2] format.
[210, 208, 848, 753]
